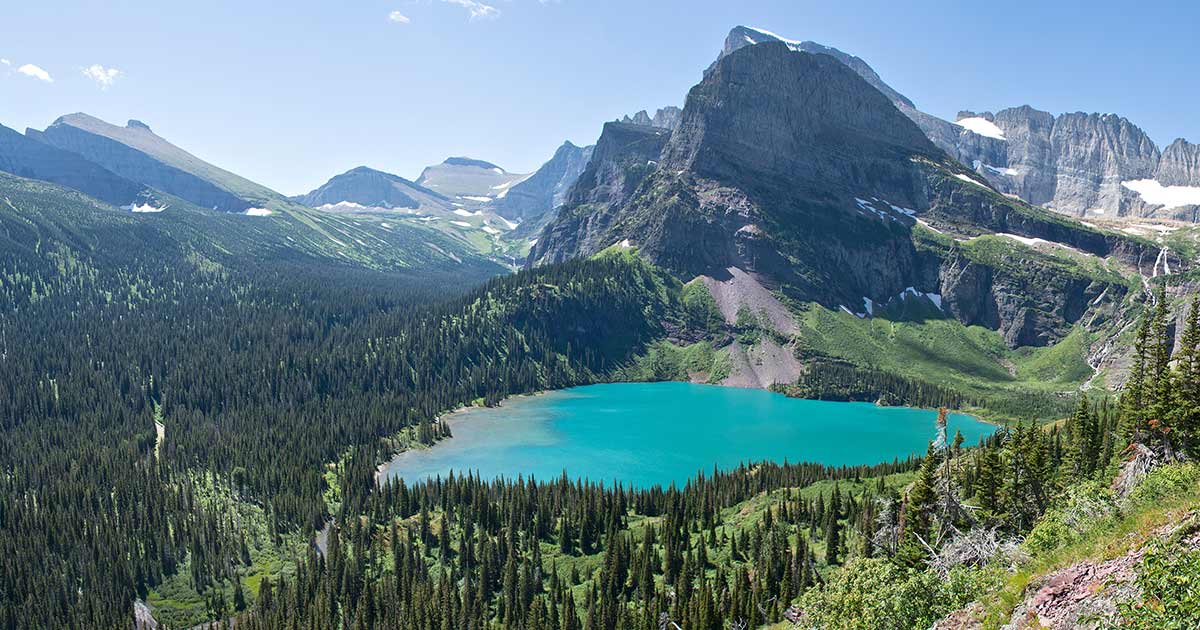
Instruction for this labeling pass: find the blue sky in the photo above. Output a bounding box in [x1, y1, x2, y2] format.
[1, 0, 1196, 195]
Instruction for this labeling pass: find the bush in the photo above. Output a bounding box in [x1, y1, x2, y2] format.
[1126, 463, 1200, 508]
[1119, 540, 1200, 629]
[1023, 509, 1075, 556]
[796, 559, 999, 630]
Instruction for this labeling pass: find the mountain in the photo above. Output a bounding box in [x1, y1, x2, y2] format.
[0, 123, 150, 207]
[618, 106, 684, 131]
[415, 157, 528, 200]
[533, 40, 1169, 371]
[490, 141, 594, 224]
[294, 166, 452, 212]
[946, 108, 1200, 219]
[717, 26, 1200, 221]
[27, 114, 285, 212]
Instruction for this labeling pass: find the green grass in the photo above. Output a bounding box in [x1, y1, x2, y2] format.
[794, 305, 1091, 420]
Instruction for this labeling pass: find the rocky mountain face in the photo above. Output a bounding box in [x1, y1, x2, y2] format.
[1158, 139, 1200, 186]
[618, 107, 683, 131]
[0, 123, 148, 207]
[490, 141, 593, 222]
[295, 166, 450, 211]
[415, 157, 528, 199]
[718, 26, 1200, 221]
[27, 114, 285, 212]
[532, 42, 1168, 348]
[946, 108, 1197, 219]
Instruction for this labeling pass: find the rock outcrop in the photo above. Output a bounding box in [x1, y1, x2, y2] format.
[619, 107, 683, 131]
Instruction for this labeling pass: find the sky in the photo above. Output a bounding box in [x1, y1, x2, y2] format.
[1, 0, 1197, 195]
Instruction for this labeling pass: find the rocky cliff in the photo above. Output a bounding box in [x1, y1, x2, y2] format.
[532, 41, 1165, 348]
[491, 141, 594, 222]
[716, 26, 1200, 221]
[619, 106, 683, 131]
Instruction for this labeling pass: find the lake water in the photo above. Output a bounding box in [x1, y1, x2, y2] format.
[381, 382, 996, 488]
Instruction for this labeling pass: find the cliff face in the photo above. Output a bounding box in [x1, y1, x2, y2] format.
[532, 42, 1162, 348]
[1157, 139, 1200, 186]
[713, 26, 1200, 221]
[491, 141, 594, 221]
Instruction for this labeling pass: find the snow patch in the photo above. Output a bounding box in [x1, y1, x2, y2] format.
[243, 207, 273, 216]
[982, 163, 1019, 176]
[744, 26, 802, 46]
[453, 209, 479, 217]
[955, 173, 988, 188]
[482, 226, 500, 235]
[1121, 179, 1200, 210]
[498, 217, 519, 230]
[461, 195, 493, 203]
[955, 117, 1006, 140]
[861, 297, 874, 316]
[450, 220, 471, 227]
[122, 202, 165, 213]
[997, 233, 1050, 247]
[491, 167, 504, 174]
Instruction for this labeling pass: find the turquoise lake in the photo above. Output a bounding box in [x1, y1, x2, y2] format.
[381, 382, 996, 488]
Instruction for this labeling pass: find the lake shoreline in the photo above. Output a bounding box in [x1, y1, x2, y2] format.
[378, 381, 997, 489]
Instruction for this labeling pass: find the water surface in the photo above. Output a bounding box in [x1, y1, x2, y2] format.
[382, 382, 994, 487]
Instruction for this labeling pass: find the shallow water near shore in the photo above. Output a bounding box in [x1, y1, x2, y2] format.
[381, 382, 995, 488]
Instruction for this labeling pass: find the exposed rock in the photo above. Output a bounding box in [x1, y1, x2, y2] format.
[1156, 138, 1200, 186]
[415, 156, 528, 198]
[29, 114, 259, 212]
[295, 165, 447, 210]
[532, 40, 1159, 349]
[715, 25, 1200, 221]
[619, 106, 683, 131]
[0, 123, 146, 207]
[491, 141, 594, 222]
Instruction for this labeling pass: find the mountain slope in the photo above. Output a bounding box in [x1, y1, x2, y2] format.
[416, 157, 528, 200]
[719, 25, 1200, 221]
[28, 114, 286, 212]
[490, 141, 594, 223]
[294, 165, 452, 212]
[0, 123, 150, 207]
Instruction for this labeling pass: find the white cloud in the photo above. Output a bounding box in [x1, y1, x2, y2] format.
[17, 64, 52, 82]
[388, 10, 411, 24]
[81, 64, 121, 89]
[440, 0, 500, 20]
[0, 59, 10, 66]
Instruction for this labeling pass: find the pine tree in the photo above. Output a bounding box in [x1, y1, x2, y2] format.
[897, 442, 941, 566]
[824, 485, 843, 565]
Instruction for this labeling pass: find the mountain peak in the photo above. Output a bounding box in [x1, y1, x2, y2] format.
[713, 25, 916, 111]
[443, 156, 503, 171]
[127, 119, 152, 131]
